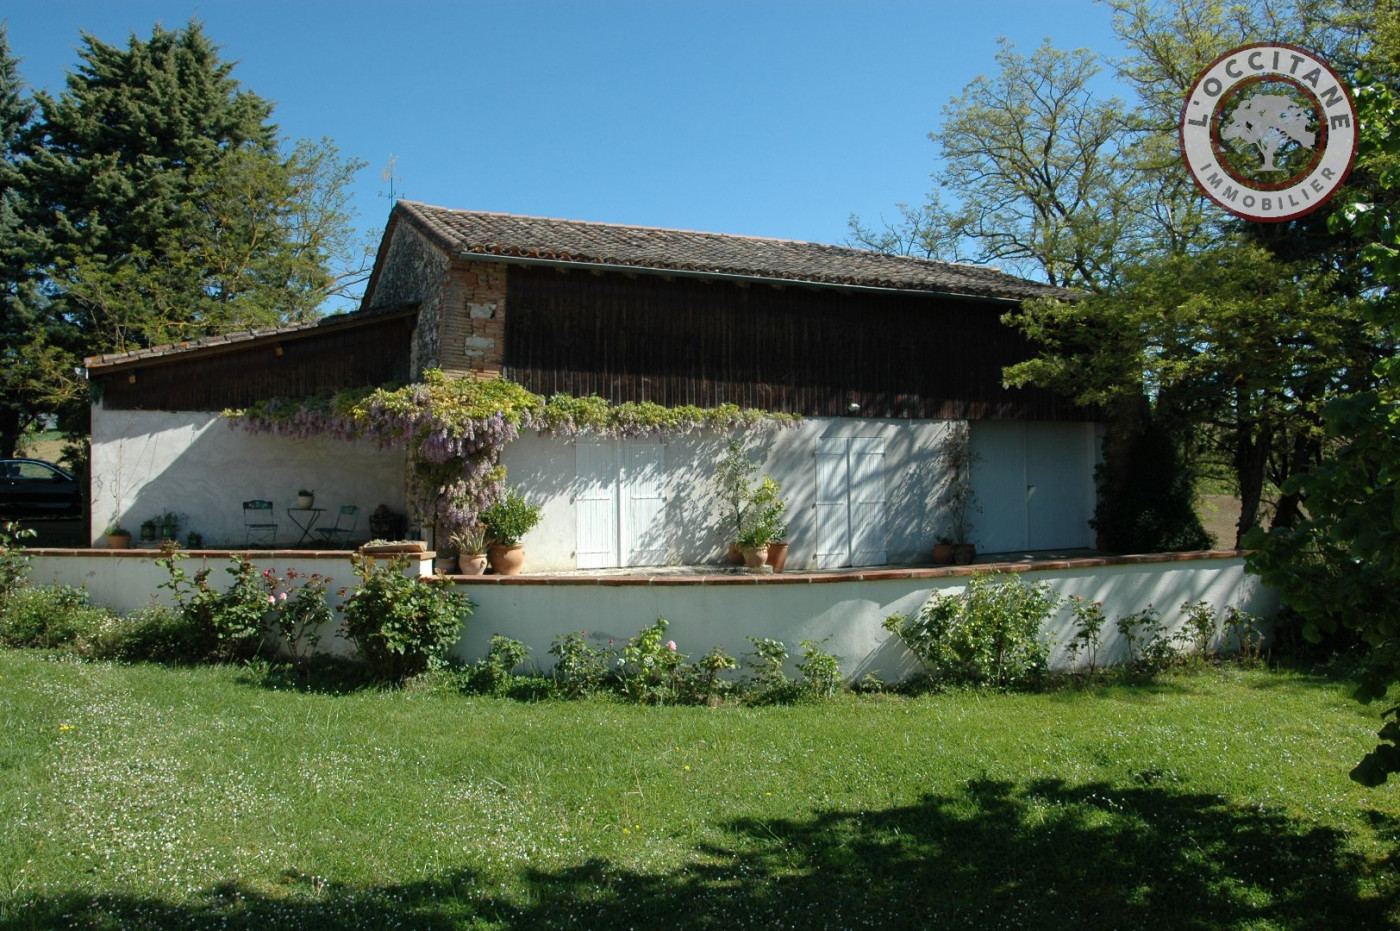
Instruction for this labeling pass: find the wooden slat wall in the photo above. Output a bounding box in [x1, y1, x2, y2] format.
[95, 317, 415, 411]
[503, 267, 1088, 421]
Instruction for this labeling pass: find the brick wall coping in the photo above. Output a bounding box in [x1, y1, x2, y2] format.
[32, 547, 1250, 585]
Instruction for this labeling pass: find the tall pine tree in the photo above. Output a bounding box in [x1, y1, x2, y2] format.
[24, 20, 364, 357]
[0, 25, 79, 458]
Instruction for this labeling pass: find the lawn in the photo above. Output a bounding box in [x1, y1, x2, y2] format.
[2, 651, 1398, 930]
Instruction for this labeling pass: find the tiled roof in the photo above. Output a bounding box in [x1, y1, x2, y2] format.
[396, 201, 1072, 302]
[84, 303, 417, 371]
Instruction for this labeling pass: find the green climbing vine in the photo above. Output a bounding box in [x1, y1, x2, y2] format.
[226, 370, 798, 538]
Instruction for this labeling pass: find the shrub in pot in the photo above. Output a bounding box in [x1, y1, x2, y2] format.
[480, 492, 542, 575]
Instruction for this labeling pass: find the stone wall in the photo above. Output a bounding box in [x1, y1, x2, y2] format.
[364, 221, 451, 376]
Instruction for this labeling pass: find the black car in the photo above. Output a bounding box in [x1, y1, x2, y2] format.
[0, 458, 83, 518]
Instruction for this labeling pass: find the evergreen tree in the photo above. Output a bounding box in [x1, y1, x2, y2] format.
[0, 25, 79, 458]
[24, 20, 366, 357]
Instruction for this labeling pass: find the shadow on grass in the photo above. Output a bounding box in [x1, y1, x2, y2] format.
[6, 778, 1397, 930]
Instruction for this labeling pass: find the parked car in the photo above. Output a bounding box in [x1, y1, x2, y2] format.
[0, 458, 83, 518]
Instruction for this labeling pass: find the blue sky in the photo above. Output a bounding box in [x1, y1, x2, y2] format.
[5, 1, 1124, 251]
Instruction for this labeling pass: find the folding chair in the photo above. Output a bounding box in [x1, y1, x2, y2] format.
[242, 500, 278, 547]
[316, 504, 359, 547]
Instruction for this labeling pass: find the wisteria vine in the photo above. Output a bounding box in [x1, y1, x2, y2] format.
[226, 369, 799, 539]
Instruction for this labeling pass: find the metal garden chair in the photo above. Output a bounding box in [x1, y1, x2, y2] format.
[242, 499, 278, 547]
[316, 504, 359, 547]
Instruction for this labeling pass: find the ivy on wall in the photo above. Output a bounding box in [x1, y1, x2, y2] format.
[225, 370, 798, 537]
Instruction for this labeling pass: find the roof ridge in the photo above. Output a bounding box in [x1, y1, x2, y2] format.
[392, 201, 1073, 302]
[400, 200, 998, 270]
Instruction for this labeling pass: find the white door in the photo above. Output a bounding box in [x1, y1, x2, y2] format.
[621, 442, 667, 566]
[816, 436, 886, 568]
[1026, 423, 1095, 550]
[971, 422, 1095, 553]
[575, 441, 667, 568]
[576, 442, 618, 569]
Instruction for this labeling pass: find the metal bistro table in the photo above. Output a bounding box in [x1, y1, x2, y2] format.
[286, 507, 325, 546]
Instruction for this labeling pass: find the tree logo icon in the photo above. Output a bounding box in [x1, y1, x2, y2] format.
[1180, 43, 1356, 223]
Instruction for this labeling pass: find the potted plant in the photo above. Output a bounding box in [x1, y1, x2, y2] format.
[449, 524, 489, 575]
[938, 423, 982, 565]
[139, 518, 158, 542]
[717, 439, 759, 564]
[297, 489, 315, 508]
[738, 476, 787, 571]
[105, 520, 131, 549]
[480, 491, 542, 576]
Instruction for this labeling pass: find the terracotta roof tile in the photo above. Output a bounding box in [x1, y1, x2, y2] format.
[396, 202, 1072, 302]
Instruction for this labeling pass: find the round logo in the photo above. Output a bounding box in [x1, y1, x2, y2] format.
[1180, 43, 1357, 223]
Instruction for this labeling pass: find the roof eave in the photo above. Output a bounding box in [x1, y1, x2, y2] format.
[453, 250, 1052, 305]
[84, 304, 420, 376]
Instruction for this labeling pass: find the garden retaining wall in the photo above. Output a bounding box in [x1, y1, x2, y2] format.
[25, 549, 1275, 677]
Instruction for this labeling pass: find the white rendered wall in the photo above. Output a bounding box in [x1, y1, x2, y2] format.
[27, 550, 1274, 677]
[451, 555, 1274, 677]
[502, 418, 1100, 572]
[90, 405, 408, 548]
[89, 405, 1098, 567]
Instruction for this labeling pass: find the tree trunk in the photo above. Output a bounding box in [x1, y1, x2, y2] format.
[0, 405, 21, 459]
[1234, 411, 1271, 548]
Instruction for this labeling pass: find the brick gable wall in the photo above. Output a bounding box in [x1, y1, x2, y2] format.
[438, 260, 507, 376]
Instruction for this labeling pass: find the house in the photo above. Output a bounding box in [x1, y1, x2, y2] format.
[84, 201, 1101, 569]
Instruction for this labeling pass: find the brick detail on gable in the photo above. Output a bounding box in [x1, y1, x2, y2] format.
[439, 260, 507, 376]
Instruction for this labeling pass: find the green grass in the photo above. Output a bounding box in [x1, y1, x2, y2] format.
[2, 652, 1398, 929]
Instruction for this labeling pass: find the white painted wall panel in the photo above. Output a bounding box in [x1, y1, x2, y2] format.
[816, 437, 851, 568]
[849, 437, 887, 566]
[622, 443, 667, 567]
[575, 442, 618, 569]
[90, 405, 406, 548]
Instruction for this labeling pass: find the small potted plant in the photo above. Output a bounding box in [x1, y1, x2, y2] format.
[105, 520, 132, 549]
[480, 491, 542, 576]
[738, 476, 787, 571]
[297, 489, 315, 508]
[449, 524, 489, 575]
[139, 518, 158, 542]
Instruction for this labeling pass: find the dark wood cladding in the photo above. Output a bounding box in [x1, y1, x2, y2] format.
[503, 267, 1088, 420]
[95, 316, 415, 411]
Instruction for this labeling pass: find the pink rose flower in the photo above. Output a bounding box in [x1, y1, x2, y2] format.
[666, 640, 677, 651]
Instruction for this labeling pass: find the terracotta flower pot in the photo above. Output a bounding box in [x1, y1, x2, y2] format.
[458, 553, 489, 575]
[727, 541, 744, 565]
[488, 543, 526, 576]
[107, 532, 132, 550]
[766, 541, 789, 573]
[741, 544, 768, 569]
[953, 543, 977, 565]
[932, 542, 956, 564]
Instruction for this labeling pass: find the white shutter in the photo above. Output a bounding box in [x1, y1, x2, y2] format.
[622, 443, 667, 567]
[1026, 423, 1094, 550]
[575, 442, 618, 569]
[816, 437, 851, 569]
[849, 437, 887, 566]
